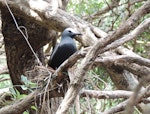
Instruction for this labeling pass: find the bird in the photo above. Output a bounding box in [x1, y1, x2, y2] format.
[48, 28, 82, 70]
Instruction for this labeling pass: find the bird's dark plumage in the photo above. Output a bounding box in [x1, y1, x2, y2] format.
[48, 28, 81, 69]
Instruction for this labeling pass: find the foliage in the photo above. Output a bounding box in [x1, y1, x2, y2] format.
[21, 75, 37, 91]
[67, 0, 105, 17]
[0, 74, 11, 88]
[0, 56, 11, 89]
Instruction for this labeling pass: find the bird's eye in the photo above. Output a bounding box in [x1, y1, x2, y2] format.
[68, 30, 72, 33]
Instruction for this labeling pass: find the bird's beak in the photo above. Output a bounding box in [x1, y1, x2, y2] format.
[74, 33, 82, 36]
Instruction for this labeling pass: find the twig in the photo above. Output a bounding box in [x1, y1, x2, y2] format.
[0, 77, 10, 82]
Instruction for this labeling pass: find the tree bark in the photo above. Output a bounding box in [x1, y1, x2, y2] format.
[1, 6, 55, 93]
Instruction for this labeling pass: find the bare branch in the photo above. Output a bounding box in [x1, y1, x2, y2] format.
[103, 18, 150, 52]
[95, 55, 150, 68]
[0, 77, 10, 82]
[125, 79, 150, 114]
[102, 100, 128, 114]
[54, 47, 88, 76]
[80, 90, 133, 99]
[102, 77, 150, 114]
[115, 47, 150, 77]
[0, 91, 37, 114]
[123, 63, 150, 77]
[94, 55, 150, 78]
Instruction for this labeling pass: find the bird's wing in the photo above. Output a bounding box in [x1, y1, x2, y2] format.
[49, 44, 60, 62]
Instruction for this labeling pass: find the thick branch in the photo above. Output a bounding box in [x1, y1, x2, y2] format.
[54, 48, 88, 76]
[94, 55, 150, 77]
[0, 91, 37, 114]
[125, 81, 150, 114]
[95, 55, 150, 68]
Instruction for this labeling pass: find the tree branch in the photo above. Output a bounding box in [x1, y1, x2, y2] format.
[103, 17, 150, 52]
[125, 78, 150, 114]
[102, 100, 128, 114]
[94, 55, 150, 77]
[0, 91, 37, 114]
[80, 90, 133, 99]
[95, 55, 150, 68]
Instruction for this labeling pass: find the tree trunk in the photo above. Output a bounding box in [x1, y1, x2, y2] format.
[1, 6, 56, 93]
